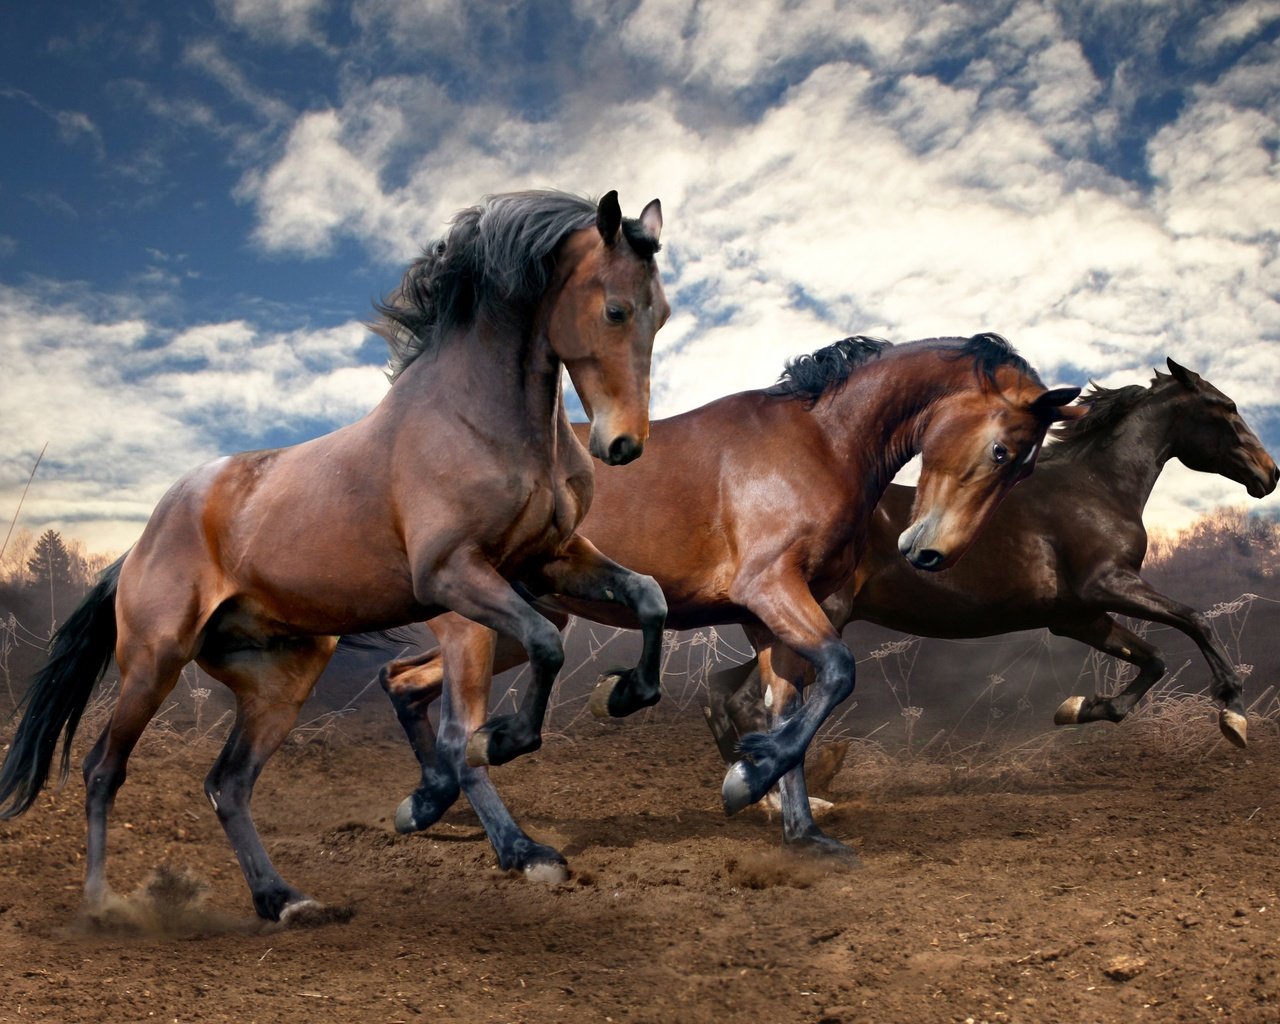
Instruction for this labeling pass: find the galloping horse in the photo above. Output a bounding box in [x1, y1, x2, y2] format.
[706, 359, 1278, 775]
[378, 334, 1081, 876]
[0, 190, 669, 922]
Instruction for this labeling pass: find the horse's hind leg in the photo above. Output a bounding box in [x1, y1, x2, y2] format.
[703, 658, 763, 764]
[384, 618, 537, 833]
[1052, 616, 1166, 727]
[81, 644, 187, 911]
[381, 646, 446, 771]
[433, 615, 569, 881]
[1090, 573, 1248, 746]
[200, 636, 338, 923]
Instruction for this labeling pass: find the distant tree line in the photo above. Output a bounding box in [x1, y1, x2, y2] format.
[0, 527, 117, 636]
[1145, 506, 1278, 605]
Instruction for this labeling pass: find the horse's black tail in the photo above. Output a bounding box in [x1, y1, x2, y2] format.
[0, 556, 123, 818]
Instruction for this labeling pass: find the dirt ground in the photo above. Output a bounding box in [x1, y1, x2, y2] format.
[2, 702, 1279, 1024]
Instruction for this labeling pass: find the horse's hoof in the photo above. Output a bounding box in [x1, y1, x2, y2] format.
[789, 832, 861, 865]
[722, 760, 756, 817]
[394, 795, 419, 834]
[276, 899, 354, 929]
[1054, 695, 1087, 726]
[524, 860, 570, 884]
[1219, 708, 1248, 748]
[465, 729, 492, 767]
[589, 674, 621, 719]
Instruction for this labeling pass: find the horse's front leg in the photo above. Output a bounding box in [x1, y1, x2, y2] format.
[1095, 572, 1249, 747]
[751, 637, 858, 862]
[722, 568, 854, 815]
[422, 553, 566, 767]
[531, 535, 668, 719]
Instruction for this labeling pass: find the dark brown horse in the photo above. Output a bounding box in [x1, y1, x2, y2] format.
[378, 334, 1081, 876]
[0, 190, 669, 922]
[706, 359, 1279, 795]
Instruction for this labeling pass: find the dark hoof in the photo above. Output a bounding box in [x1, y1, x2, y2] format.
[1220, 708, 1248, 748]
[787, 829, 862, 865]
[1054, 695, 1087, 726]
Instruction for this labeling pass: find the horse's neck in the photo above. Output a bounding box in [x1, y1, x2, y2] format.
[1079, 394, 1176, 513]
[395, 320, 565, 454]
[813, 358, 943, 498]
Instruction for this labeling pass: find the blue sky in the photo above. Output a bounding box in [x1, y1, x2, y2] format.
[2, 0, 1279, 555]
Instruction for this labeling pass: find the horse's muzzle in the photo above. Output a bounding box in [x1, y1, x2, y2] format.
[598, 434, 645, 466]
[1249, 462, 1279, 499]
[897, 520, 948, 572]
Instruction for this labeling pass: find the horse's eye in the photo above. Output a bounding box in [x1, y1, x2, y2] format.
[605, 304, 628, 324]
[992, 441, 1009, 464]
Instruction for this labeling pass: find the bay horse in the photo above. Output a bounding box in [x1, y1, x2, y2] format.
[706, 359, 1278, 793]
[378, 333, 1082, 876]
[0, 189, 669, 923]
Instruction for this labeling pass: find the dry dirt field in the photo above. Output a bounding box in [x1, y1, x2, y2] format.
[2, 703, 1279, 1024]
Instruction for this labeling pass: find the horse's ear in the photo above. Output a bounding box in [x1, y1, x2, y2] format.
[1167, 357, 1202, 390]
[639, 198, 663, 242]
[1030, 386, 1084, 422]
[597, 190, 622, 245]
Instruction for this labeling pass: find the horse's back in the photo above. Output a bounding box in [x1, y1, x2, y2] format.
[576, 393, 841, 615]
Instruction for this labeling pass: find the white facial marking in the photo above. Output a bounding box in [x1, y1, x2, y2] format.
[763, 685, 774, 709]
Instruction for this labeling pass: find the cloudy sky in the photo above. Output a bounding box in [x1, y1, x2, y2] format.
[2, 0, 1278, 555]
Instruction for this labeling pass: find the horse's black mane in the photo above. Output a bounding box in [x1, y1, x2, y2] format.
[374, 190, 659, 382]
[767, 331, 1041, 407]
[947, 331, 1043, 391]
[1043, 375, 1165, 461]
[767, 336, 892, 404]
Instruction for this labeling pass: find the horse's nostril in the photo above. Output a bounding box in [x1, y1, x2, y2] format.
[607, 435, 643, 465]
[914, 548, 945, 571]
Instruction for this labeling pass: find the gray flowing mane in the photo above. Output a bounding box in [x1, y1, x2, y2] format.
[373, 190, 658, 382]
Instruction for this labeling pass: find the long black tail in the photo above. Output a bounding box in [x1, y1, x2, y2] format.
[0, 556, 123, 818]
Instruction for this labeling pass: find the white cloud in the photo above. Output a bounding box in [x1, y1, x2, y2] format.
[1195, 1, 1280, 55]
[215, 0, 331, 46]
[13, 0, 1280, 544]
[0, 88, 105, 159]
[183, 41, 295, 125]
[0, 284, 385, 554]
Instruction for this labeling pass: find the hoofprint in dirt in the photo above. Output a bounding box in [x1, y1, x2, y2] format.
[1, 708, 1278, 1024]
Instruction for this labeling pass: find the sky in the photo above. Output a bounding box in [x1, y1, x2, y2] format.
[1, 0, 1278, 556]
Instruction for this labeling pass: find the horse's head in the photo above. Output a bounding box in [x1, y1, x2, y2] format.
[548, 191, 668, 466]
[1165, 358, 1278, 499]
[900, 355, 1082, 571]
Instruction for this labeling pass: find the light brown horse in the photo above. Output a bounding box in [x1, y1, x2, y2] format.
[706, 359, 1279, 780]
[0, 190, 668, 922]
[378, 334, 1082, 876]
